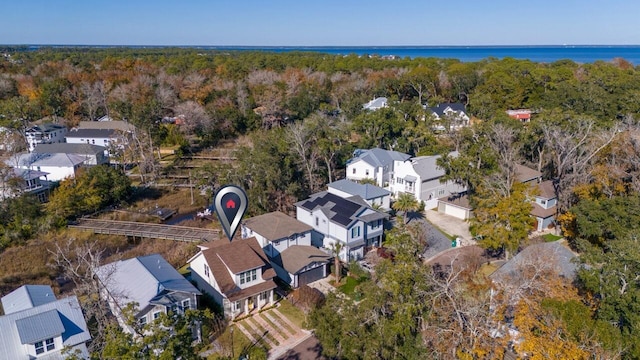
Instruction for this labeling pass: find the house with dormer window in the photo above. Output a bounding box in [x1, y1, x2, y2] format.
[346, 148, 411, 188]
[242, 211, 331, 287]
[95, 254, 201, 335]
[188, 237, 277, 319]
[531, 180, 557, 232]
[295, 191, 388, 261]
[0, 285, 91, 359]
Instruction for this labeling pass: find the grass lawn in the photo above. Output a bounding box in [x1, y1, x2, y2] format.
[338, 276, 368, 299]
[542, 233, 563, 242]
[478, 263, 499, 277]
[276, 299, 306, 329]
[206, 325, 254, 360]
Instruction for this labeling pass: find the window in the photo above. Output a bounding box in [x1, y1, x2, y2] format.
[182, 299, 191, 310]
[204, 264, 210, 277]
[260, 291, 268, 301]
[139, 316, 147, 325]
[239, 269, 257, 284]
[35, 337, 55, 355]
[396, 177, 403, 184]
[352, 168, 356, 174]
[540, 199, 547, 205]
[153, 311, 161, 320]
[371, 220, 381, 229]
[438, 189, 445, 196]
[35, 341, 44, 355]
[365, 169, 369, 176]
[92, 139, 95, 144]
[46, 338, 54, 351]
[351, 226, 361, 238]
[315, 217, 319, 226]
[234, 300, 241, 311]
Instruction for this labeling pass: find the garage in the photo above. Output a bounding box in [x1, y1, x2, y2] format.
[297, 265, 325, 286]
[437, 194, 472, 220]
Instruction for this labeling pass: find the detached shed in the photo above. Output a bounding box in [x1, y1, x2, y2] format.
[437, 193, 473, 220]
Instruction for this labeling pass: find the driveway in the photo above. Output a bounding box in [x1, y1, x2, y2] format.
[423, 209, 473, 241]
[417, 216, 455, 260]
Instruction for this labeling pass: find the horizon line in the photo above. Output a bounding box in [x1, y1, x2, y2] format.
[3, 44, 640, 48]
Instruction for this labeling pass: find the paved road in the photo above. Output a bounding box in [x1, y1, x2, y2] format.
[420, 219, 454, 260]
[275, 335, 325, 360]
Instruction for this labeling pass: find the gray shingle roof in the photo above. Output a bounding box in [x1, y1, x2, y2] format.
[33, 143, 106, 155]
[1, 285, 56, 315]
[349, 148, 410, 168]
[273, 245, 331, 274]
[243, 211, 312, 242]
[78, 120, 135, 132]
[409, 151, 458, 180]
[362, 97, 388, 110]
[328, 179, 391, 200]
[0, 295, 90, 358]
[491, 241, 577, 281]
[65, 128, 117, 138]
[96, 254, 200, 316]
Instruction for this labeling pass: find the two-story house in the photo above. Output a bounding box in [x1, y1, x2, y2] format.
[34, 143, 109, 166]
[7, 152, 86, 182]
[242, 211, 331, 288]
[346, 148, 411, 188]
[95, 254, 201, 334]
[25, 123, 67, 152]
[296, 191, 388, 261]
[189, 238, 277, 319]
[328, 179, 392, 210]
[0, 285, 91, 359]
[1, 168, 50, 202]
[531, 180, 557, 232]
[425, 103, 470, 131]
[390, 152, 466, 209]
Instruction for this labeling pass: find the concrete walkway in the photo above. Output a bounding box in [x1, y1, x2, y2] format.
[424, 209, 473, 241]
[230, 306, 311, 360]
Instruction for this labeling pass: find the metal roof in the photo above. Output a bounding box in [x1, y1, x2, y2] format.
[328, 179, 391, 200]
[15, 309, 64, 344]
[1, 285, 56, 315]
[409, 151, 458, 180]
[0, 295, 90, 358]
[96, 254, 200, 316]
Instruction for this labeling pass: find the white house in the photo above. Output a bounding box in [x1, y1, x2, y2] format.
[328, 179, 392, 210]
[346, 148, 411, 188]
[0, 285, 91, 359]
[1, 168, 50, 203]
[425, 103, 470, 131]
[34, 143, 109, 166]
[390, 152, 466, 209]
[242, 211, 331, 287]
[296, 191, 388, 262]
[25, 123, 67, 152]
[95, 254, 201, 335]
[362, 97, 388, 111]
[189, 238, 277, 319]
[65, 128, 120, 147]
[6, 152, 86, 182]
[531, 180, 557, 232]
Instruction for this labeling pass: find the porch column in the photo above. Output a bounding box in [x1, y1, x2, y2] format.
[244, 298, 249, 314]
[269, 289, 274, 305]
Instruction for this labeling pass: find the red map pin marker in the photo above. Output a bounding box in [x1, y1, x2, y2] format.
[213, 185, 248, 241]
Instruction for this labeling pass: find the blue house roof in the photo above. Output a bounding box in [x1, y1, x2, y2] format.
[1, 285, 56, 315]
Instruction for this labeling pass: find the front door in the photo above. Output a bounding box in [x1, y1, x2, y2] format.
[248, 297, 254, 310]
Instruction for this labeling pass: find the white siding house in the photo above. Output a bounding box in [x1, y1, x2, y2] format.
[0, 285, 91, 359]
[346, 148, 411, 188]
[296, 192, 387, 262]
[25, 123, 67, 152]
[390, 152, 466, 209]
[328, 179, 392, 210]
[6, 152, 86, 182]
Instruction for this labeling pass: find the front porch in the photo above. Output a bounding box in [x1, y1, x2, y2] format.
[229, 289, 275, 320]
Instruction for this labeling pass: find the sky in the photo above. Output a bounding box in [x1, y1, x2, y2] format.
[2, 0, 640, 46]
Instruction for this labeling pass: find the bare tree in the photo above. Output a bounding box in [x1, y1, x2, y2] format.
[49, 239, 119, 354]
[543, 120, 619, 211]
[483, 123, 521, 197]
[286, 120, 322, 193]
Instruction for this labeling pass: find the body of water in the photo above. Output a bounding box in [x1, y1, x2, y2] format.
[208, 45, 640, 64]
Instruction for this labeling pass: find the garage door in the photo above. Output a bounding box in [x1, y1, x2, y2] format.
[444, 204, 467, 220]
[298, 266, 325, 286]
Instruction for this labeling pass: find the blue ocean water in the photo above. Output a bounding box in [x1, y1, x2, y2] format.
[207, 45, 640, 64]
